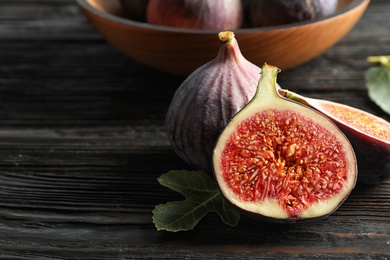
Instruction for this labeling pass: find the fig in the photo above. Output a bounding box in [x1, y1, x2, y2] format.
[280, 89, 390, 185]
[120, 0, 150, 22]
[213, 64, 357, 222]
[246, 0, 338, 27]
[166, 31, 260, 173]
[146, 0, 244, 30]
[319, 0, 339, 17]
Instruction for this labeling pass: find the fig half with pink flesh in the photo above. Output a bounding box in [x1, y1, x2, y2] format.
[280, 89, 390, 185]
[213, 64, 357, 222]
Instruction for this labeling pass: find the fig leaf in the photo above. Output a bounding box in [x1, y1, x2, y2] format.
[152, 170, 240, 232]
[366, 56, 390, 115]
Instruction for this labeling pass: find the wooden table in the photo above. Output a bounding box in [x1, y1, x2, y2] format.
[0, 0, 389, 258]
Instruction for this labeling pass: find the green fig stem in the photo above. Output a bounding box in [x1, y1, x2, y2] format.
[278, 89, 311, 106]
[367, 55, 390, 67]
[254, 64, 281, 101]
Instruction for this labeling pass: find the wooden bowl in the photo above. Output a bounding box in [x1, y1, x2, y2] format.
[77, 0, 370, 76]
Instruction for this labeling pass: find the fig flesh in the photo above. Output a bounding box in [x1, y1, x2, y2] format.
[146, 0, 243, 30]
[280, 89, 390, 185]
[213, 64, 357, 222]
[246, 0, 338, 27]
[166, 32, 260, 173]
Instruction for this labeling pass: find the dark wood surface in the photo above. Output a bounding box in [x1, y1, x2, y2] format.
[0, 0, 389, 259]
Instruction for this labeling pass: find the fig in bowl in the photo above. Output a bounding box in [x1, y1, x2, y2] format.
[77, 0, 370, 76]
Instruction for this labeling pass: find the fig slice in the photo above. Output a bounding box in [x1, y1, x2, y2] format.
[213, 64, 357, 222]
[280, 89, 390, 185]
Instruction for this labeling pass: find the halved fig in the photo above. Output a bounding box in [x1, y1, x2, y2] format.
[280, 89, 390, 185]
[213, 64, 357, 222]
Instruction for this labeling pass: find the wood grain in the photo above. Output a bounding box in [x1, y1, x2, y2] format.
[0, 0, 389, 259]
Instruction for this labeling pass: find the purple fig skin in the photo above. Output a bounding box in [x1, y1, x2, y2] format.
[245, 0, 337, 27]
[166, 32, 260, 173]
[120, 0, 150, 22]
[146, 0, 244, 30]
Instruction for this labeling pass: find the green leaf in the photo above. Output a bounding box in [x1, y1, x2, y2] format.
[152, 170, 240, 232]
[365, 56, 390, 115]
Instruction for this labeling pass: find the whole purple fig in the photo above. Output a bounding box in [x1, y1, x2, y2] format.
[147, 0, 244, 30]
[166, 31, 261, 173]
[246, 0, 338, 27]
